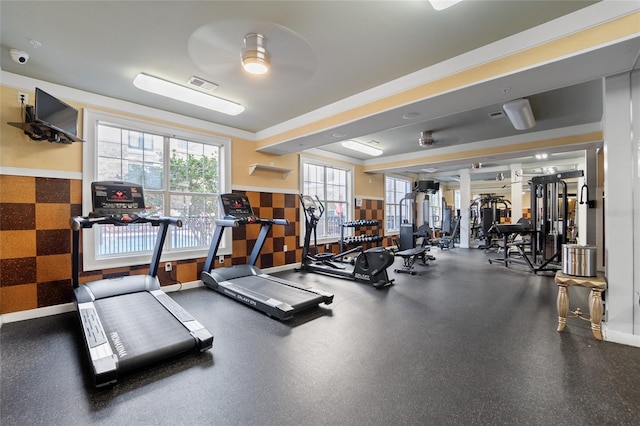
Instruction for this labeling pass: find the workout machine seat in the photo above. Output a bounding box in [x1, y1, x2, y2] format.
[393, 239, 435, 275]
[395, 247, 430, 275]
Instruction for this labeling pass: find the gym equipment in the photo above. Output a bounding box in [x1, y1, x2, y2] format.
[487, 219, 536, 269]
[470, 194, 511, 249]
[527, 170, 584, 272]
[298, 195, 395, 288]
[438, 216, 460, 250]
[393, 227, 433, 275]
[201, 193, 333, 320]
[70, 181, 213, 387]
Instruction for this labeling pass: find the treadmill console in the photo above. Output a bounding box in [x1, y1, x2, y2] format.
[91, 181, 147, 221]
[219, 193, 259, 223]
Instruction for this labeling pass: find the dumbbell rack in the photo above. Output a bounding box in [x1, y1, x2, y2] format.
[339, 219, 383, 253]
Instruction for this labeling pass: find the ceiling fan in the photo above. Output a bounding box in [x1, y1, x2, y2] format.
[418, 129, 459, 147]
[187, 19, 317, 89]
[418, 131, 434, 147]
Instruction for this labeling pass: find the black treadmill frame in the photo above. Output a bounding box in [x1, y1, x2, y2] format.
[71, 213, 213, 387]
[201, 195, 333, 320]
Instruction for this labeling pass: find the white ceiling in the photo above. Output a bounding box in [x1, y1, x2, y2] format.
[2, 1, 639, 183]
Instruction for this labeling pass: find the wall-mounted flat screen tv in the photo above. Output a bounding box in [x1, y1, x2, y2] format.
[34, 87, 79, 137]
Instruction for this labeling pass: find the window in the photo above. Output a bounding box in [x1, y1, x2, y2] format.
[385, 176, 412, 233]
[300, 156, 353, 240]
[82, 110, 231, 270]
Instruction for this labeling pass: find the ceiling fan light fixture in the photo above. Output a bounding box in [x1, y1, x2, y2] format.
[342, 140, 383, 156]
[418, 131, 434, 147]
[503, 98, 536, 130]
[133, 73, 244, 115]
[242, 33, 271, 75]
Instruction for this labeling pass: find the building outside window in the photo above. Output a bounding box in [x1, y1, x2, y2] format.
[83, 110, 230, 270]
[385, 175, 412, 233]
[300, 156, 353, 241]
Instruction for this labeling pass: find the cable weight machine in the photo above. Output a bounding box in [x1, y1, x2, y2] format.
[525, 170, 584, 272]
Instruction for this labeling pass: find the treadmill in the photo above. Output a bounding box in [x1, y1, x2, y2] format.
[201, 193, 334, 320]
[71, 181, 213, 387]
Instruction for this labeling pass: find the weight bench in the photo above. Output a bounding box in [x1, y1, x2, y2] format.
[394, 246, 434, 275]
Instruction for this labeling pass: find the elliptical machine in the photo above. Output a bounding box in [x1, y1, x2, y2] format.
[297, 195, 395, 288]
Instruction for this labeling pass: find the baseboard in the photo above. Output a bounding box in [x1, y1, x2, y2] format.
[1, 279, 204, 325]
[1, 303, 76, 325]
[0, 265, 298, 326]
[603, 326, 640, 348]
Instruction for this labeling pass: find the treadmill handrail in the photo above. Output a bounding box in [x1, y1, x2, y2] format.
[71, 215, 181, 230]
[71, 215, 182, 288]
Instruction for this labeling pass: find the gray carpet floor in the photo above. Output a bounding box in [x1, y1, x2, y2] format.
[2, 248, 640, 425]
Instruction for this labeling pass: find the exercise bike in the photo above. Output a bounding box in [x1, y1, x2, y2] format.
[297, 195, 394, 288]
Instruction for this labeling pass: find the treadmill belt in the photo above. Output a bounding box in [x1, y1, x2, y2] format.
[94, 292, 196, 371]
[227, 275, 322, 307]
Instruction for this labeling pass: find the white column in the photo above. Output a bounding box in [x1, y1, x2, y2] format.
[459, 169, 471, 248]
[510, 163, 523, 223]
[603, 71, 639, 345]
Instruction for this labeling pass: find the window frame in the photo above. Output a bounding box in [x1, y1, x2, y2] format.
[82, 109, 231, 271]
[385, 175, 412, 235]
[299, 155, 354, 245]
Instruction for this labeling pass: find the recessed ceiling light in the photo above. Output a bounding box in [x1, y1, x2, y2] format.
[422, 168, 438, 173]
[331, 132, 347, 138]
[402, 112, 420, 119]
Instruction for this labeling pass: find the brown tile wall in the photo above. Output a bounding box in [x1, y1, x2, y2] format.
[0, 176, 81, 313]
[324, 198, 392, 254]
[0, 176, 388, 314]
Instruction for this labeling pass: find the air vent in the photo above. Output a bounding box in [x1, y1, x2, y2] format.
[488, 111, 505, 119]
[188, 76, 218, 92]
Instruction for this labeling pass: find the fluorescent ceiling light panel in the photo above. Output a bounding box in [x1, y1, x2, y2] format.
[133, 73, 244, 116]
[341, 140, 383, 156]
[503, 98, 536, 130]
[429, 0, 464, 11]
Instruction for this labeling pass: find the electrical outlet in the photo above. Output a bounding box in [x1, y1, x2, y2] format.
[164, 262, 172, 272]
[219, 255, 225, 264]
[283, 245, 288, 252]
[325, 243, 331, 250]
[17, 92, 28, 104]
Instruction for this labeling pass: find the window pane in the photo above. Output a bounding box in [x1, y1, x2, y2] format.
[95, 121, 223, 259]
[385, 176, 411, 232]
[302, 161, 351, 239]
[170, 194, 217, 248]
[96, 223, 156, 255]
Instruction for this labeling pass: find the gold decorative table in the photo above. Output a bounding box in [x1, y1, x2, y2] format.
[554, 271, 607, 340]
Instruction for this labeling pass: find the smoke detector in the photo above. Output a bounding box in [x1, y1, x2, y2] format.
[418, 131, 434, 147]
